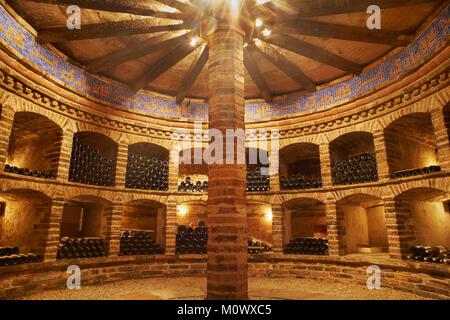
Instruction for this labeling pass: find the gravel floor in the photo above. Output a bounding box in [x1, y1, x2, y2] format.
[21, 277, 427, 300]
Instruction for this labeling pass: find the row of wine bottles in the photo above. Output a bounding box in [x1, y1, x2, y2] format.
[125, 153, 169, 191]
[284, 237, 329, 255]
[393, 165, 441, 178]
[4, 164, 55, 179]
[247, 168, 270, 192]
[332, 153, 378, 185]
[407, 245, 449, 264]
[0, 246, 19, 256]
[178, 177, 208, 192]
[0, 253, 43, 267]
[176, 224, 208, 254]
[69, 137, 115, 187]
[57, 237, 106, 259]
[280, 175, 322, 190]
[119, 231, 164, 256]
[248, 238, 273, 254]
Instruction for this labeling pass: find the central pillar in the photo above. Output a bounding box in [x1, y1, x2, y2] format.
[206, 23, 248, 300]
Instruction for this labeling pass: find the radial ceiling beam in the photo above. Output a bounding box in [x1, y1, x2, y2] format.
[251, 42, 315, 92]
[155, 0, 194, 12]
[38, 20, 191, 42]
[131, 43, 201, 91]
[254, 0, 437, 18]
[244, 46, 272, 102]
[276, 20, 412, 46]
[261, 33, 362, 75]
[86, 32, 193, 73]
[28, 0, 189, 19]
[176, 46, 209, 104]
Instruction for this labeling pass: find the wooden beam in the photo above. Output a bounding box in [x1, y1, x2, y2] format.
[251, 42, 315, 92]
[261, 32, 362, 74]
[155, 0, 194, 12]
[28, 0, 189, 19]
[254, 0, 437, 18]
[86, 32, 192, 73]
[277, 20, 412, 46]
[131, 43, 201, 91]
[38, 20, 191, 42]
[244, 46, 272, 102]
[176, 46, 208, 104]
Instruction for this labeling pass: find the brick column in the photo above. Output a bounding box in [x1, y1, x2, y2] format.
[0, 105, 14, 173]
[430, 108, 450, 171]
[56, 129, 74, 181]
[383, 197, 414, 260]
[206, 23, 248, 300]
[105, 201, 123, 257]
[373, 128, 391, 180]
[325, 200, 346, 256]
[269, 142, 280, 192]
[272, 202, 283, 254]
[168, 148, 180, 192]
[115, 143, 128, 188]
[43, 197, 64, 262]
[164, 198, 177, 255]
[319, 143, 332, 187]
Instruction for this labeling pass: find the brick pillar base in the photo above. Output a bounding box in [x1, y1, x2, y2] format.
[0, 104, 14, 173]
[206, 23, 248, 300]
[165, 199, 177, 255]
[431, 108, 450, 171]
[105, 201, 123, 257]
[115, 143, 128, 188]
[56, 129, 74, 182]
[272, 202, 283, 254]
[325, 200, 346, 256]
[373, 128, 391, 180]
[43, 197, 65, 262]
[319, 143, 332, 187]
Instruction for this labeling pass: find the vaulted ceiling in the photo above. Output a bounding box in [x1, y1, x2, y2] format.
[7, 0, 444, 102]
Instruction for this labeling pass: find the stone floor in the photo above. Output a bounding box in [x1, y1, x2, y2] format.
[21, 277, 427, 300]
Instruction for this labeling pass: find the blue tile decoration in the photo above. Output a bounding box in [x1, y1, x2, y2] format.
[0, 4, 448, 121]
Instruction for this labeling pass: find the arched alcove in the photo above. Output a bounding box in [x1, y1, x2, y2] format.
[69, 132, 118, 187]
[246, 147, 270, 192]
[5, 112, 62, 179]
[178, 147, 208, 192]
[279, 143, 322, 190]
[330, 132, 378, 185]
[337, 194, 388, 255]
[385, 113, 439, 178]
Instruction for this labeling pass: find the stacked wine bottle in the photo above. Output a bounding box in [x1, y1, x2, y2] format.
[69, 137, 115, 187]
[125, 153, 168, 190]
[284, 238, 329, 255]
[332, 153, 378, 185]
[57, 237, 106, 259]
[247, 238, 273, 254]
[247, 168, 270, 192]
[176, 224, 208, 254]
[4, 164, 56, 179]
[393, 165, 441, 178]
[119, 231, 164, 255]
[178, 177, 208, 192]
[0, 246, 43, 267]
[407, 245, 449, 264]
[280, 175, 322, 190]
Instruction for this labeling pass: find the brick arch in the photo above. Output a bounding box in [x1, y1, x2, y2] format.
[323, 121, 378, 144]
[4, 94, 70, 131]
[333, 187, 384, 204]
[0, 178, 57, 199]
[62, 188, 115, 203]
[389, 176, 450, 198]
[122, 193, 170, 205]
[75, 121, 121, 142]
[279, 134, 326, 149]
[378, 99, 433, 129]
[280, 193, 328, 206]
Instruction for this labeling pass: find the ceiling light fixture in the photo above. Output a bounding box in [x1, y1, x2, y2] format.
[255, 18, 263, 28]
[190, 37, 199, 47]
[261, 28, 271, 37]
[256, 0, 271, 4]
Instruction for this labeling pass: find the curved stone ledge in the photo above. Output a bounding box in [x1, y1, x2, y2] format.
[0, 254, 447, 299]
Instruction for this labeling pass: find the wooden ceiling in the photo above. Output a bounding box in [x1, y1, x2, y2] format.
[7, 0, 444, 102]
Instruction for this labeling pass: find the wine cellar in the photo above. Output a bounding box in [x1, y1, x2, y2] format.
[0, 0, 449, 301]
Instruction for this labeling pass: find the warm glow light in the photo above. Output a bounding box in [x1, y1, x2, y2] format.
[256, 0, 271, 4]
[254, 38, 262, 46]
[243, 42, 248, 48]
[190, 37, 199, 47]
[161, 6, 178, 13]
[261, 28, 271, 37]
[255, 18, 263, 28]
[264, 207, 273, 223]
[229, 0, 240, 17]
[177, 205, 188, 216]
